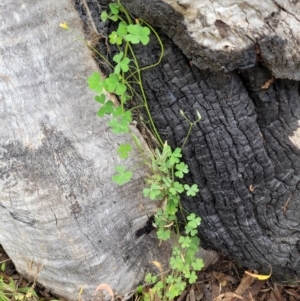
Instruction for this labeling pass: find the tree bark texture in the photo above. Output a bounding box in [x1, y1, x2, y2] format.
[0, 1, 170, 300]
[122, 0, 300, 80]
[90, 0, 300, 280]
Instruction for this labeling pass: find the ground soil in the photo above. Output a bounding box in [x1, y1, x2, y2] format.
[1, 245, 300, 301]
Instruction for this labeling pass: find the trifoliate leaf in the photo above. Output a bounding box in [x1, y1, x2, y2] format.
[117, 143, 132, 159]
[184, 184, 199, 196]
[100, 11, 109, 22]
[97, 100, 114, 117]
[112, 165, 132, 185]
[94, 94, 106, 104]
[87, 72, 104, 93]
[125, 24, 150, 45]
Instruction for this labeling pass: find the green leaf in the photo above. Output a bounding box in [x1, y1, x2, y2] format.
[112, 106, 124, 117]
[108, 117, 129, 133]
[109, 15, 118, 21]
[166, 281, 186, 300]
[0, 263, 5, 272]
[157, 228, 170, 241]
[192, 258, 204, 271]
[184, 183, 199, 196]
[112, 165, 132, 185]
[187, 271, 197, 284]
[166, 274, 176, 285]
[172, 247, 181, 256]
[114, 108, 132, 121]
[179, 236, 191, 248]
[169, 256, 184, 271]
[189, 236, 200, 252]
[175, 162, 189, 178]
[169, 181, 184, 195]
[155, 281, 164, 290]
[166, 201, 178, 216]
[185, 225, 198, 236]
[109, 31, 122, 45]
[104, 74, 127, 95]
[109, 3, 120, 15]
[100, 11, 109, 22]
[113, 52, 124, 64]
[187, 213, 201, 228]
[125, 24, 150, 45]
[108, 109, 132, 133]
[117, 22, 128, 36]
[136, 285, 143, 294]
[95, 94, 106, 104]
[117, 143, 132, 159]
[87, 72, 104, 93]
[145, 273, 157, 284]
[113, 52, 130, 74]
[97, 100, 114, 117]
[143, 182, 161, 200]
[168, 147, 182, 165]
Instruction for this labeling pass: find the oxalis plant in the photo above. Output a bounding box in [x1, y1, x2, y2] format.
[84, 1, 203, 300]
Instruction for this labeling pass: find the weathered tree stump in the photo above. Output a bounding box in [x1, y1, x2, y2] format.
[0, 1, 170, 300]
[1, 0, 300, 299]
[92, 0, 300, 280]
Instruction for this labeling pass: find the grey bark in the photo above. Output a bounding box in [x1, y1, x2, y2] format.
[122, 0, 300, 80]
[90, 0, 300, 281]
[0, 1, 170, 300]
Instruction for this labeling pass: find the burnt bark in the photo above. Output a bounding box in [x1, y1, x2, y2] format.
[89, 0, 300, 281]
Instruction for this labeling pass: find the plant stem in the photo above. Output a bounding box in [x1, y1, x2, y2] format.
[127, 42, 164, 146]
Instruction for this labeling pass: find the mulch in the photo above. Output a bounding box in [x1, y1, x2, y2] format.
[180, 254, 300, 301]
[1, 245, 300, 301]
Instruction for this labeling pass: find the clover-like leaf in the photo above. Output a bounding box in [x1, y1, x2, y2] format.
[185, 225, 198, 236]
[112, 165, 132, 185]
[104, 74, 127, 95]
[143, 183, 161, 200]
[175, 162, 189, 178]
[187, 271, 197, 284]
[108, 117, 129, 133]
[100, 11, 109, 22]
[94, 94, 106, 104]
[97, 100, 114, 117]
[157, 228, 170, 241]
[87, 72, 104, 93]
[192, 258, 204, 271]
[113, 52, 130, 74]
[187, 213, 201, 228]
[108, 109, 132, 133]
[112, 107, 132, 121]
[117, 143, 132, 159]
[125, 24, 150, 45]
[117, 22, 128, 37]
[169, 181, 184, 195]
[184, 184, 199, 196]
[179, 236, 191, 248]
[172, 247, 181, 257]
[168, 147, 182, 165]
[170, 256, 184, 271]
[145, 273, 157, 284]
[109, 3, 120, 15]
[109, 31, 122, 45]
[166, 281, 186, 300]
[109, 15, 118, 21]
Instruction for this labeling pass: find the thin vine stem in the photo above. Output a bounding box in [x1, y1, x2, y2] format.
[127, 42, 164, 146]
